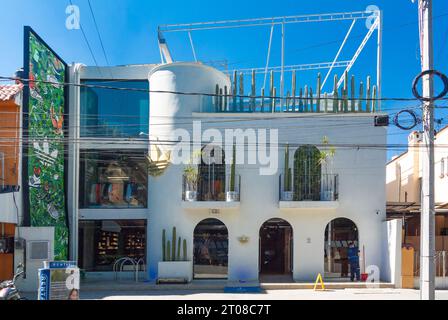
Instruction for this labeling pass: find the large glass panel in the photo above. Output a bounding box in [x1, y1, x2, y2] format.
[324, 218, 359, 280]
[259, 218, 293, 276]
[78, 220, 146, 272]
[80, 80, 149, 138]
[193, 218, 228, 279]
[79, 150, 148, 209]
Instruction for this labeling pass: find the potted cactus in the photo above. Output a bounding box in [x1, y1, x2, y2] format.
[282, 143, 294, 201]
[226, 143, 239, 202]
[183, 151, 202, 201]
[158, 226, 193, 283]
[319, 136, 336, 201]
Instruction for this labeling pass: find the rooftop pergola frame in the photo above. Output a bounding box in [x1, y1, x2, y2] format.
[157, 10, 383, 106]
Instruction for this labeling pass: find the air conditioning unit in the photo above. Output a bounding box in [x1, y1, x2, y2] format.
[28, 241, 50, 260]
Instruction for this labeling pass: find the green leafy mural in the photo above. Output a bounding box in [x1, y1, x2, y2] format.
[27, 32, 68, 260]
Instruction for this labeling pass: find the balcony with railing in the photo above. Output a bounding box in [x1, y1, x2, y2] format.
[182, 173, 241, 210]
[279, 174, 339, 209]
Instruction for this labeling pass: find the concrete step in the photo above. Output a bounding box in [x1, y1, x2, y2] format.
[80, 280, 395, 292]
[260, 282, 396, 290]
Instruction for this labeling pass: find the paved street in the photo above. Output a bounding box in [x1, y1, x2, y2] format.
[71, 288, 448, 300]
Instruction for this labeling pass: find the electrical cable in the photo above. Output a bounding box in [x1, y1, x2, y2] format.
[86, 0, 110, 67]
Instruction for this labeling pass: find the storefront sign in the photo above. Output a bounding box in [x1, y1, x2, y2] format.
[23, 26, 69, 260]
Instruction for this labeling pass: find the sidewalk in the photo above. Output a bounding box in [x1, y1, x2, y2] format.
[77, 288, 448, 300]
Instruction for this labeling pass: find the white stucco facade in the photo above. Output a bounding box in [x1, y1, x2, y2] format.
[146, 62, 388, 282]
[65, 62, 390, 283]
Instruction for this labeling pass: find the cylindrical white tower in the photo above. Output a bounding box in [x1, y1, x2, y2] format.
[147, 62, 230, 280]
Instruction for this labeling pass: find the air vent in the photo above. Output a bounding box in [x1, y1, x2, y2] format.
[28, 241, 50, 260]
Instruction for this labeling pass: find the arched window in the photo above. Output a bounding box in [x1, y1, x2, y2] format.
[193, 218, 228, 279]
[293, 145, 321, 200]
[198, 145, 226, 201]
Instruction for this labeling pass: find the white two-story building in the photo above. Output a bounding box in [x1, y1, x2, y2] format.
[66, 61, 396, 284]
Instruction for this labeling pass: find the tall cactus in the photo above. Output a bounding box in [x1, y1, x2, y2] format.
[251, 69, 256, 112]
[223, 86, 228, 112]
[172, 226, 177, 261]
[183, 239, 187, 261]
[333, 75, 338, 113]
[350, 75, 355, 112]
[166, 240, 171, 262]
[230, 143, 236, 192]
[358, 81, 364, 112]
[366, 76, 371, 113]
[343, 71, 349, 112]
[316, 73, 321, 112]
[291, 70, 297, 111]
[239, 72, 244, 111]
[232, 70, 237, 111]
[261, 88, 265, 112]
[177, 237, 181, 261]
[214, 84, 219, 112]
[162, 229, 166, 261]
[304, 85, 308, 112]
[269, 70, 274, 112]
[284, 144, 291, 191]
[309, 87, 314, 113]
[372, 85, 377, 112]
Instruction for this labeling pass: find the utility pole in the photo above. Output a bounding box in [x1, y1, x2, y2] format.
[418, 0, 435, 300]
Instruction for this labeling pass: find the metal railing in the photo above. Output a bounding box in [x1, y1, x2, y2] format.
[414, 251, 448, 277]
[279, 173, 339, 201]
[182, 173, 241, 201]
[113, 256, 146, 282]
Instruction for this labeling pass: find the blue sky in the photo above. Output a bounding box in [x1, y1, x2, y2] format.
[0, 0, 447, 159]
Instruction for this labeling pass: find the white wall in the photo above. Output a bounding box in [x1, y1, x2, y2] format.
[147, 63, 388, 282]
[382, 219, 402, 286]
[14, 227, 54, 293]
[0, 192, 20, 224]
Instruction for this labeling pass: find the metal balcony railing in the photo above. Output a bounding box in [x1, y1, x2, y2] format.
[182, 173, 241, 202]
[279, 174, 339, 201]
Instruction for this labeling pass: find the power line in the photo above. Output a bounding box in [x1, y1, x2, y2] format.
[68, 0, 100, 68]
[86, 0, 110, 66]
[2, 75, 447, 102]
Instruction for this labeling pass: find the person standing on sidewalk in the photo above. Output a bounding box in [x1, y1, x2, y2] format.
[348, 241, 360, 282]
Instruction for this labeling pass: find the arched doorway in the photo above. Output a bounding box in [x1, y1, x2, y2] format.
[324, 218, 359, 279]
[294, 145, 321, 201]
[193, 218, 228, 279]
[199, 145, 226, 201]
[259, 218, 293, 277]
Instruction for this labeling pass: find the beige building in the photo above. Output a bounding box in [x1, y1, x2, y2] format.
[387, 128, 448, 286]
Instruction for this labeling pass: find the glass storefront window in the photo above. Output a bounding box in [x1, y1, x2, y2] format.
[78, 220, 146, 272]
[324, 218, 358, 279]
[193, 218, 228, 279]
[79, 150, 148, 209]
[80, 80, 149, 138]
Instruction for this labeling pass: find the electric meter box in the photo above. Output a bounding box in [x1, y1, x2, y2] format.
[38, 261, 80, 300]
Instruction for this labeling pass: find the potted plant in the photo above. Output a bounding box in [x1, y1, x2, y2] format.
[183, 151, 201, 201]
[157, 227, 193, 283]
[226, 143, 239, 202]
[318, 136, 336, 201]
[282, 143, 294, 201]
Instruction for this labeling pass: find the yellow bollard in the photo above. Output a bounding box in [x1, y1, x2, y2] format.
[313, 273, 325, 291]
